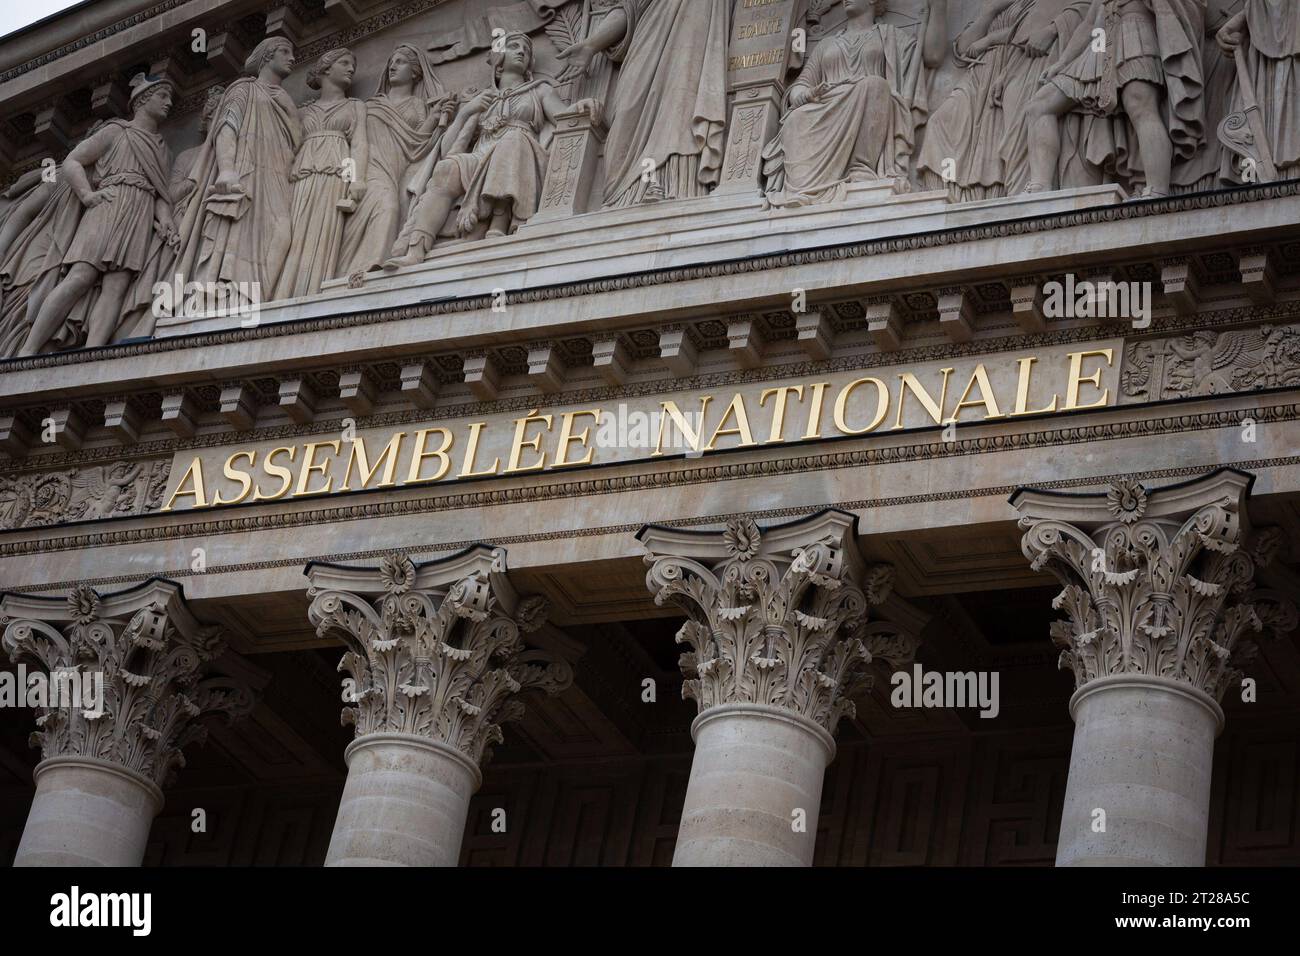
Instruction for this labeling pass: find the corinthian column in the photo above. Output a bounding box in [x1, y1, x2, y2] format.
[1014, 469, 1297, 867]
[1, 579, 253, 867]
[306, 546, 572, 867]
[639, 509, 914, 867]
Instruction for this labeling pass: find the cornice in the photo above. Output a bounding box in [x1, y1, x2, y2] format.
[0, 179, 1296, 378]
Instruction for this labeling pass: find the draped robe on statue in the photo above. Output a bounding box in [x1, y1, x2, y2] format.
[1233, 0, 1300, 177]
[1052, 0, 1206, 192]
[918, 0, 1037, 201]
[601, 0, 730, 207]
[338, 48, 444, 277]
[997, 0, 1100, 195]
[763, 24, 924, 209]
[273, 98, 363, 301]
[171, 77, 300, 302]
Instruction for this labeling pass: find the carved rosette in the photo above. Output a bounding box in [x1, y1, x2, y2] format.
[1, 581, 253, 787]
[641, 511, 906, 735]
[1018, 475, 1298, 702]
[307, 552, 571, 767]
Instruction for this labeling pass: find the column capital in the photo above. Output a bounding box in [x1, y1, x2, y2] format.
[638, 509, 914, 736]
[305, 545, 572, 768]
[1, 578, 254, 788]
[1012, 468, 1298, 703]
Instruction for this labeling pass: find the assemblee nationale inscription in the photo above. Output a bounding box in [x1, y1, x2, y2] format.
[161, 344, 1118, 512]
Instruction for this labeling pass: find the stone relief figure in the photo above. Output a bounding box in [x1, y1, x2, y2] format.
[1170, 1, 1242, 191]
[556, 0, 730, 207]
[384, 32, 593, 269]
[1215, 0, 1300, 182]
[995, 0, 1098, 196]
[337, 44, 453, 278]
[170, 36, 301, 308]
[763, 0, 947, 208]
[18, 74, 175, 356]
[172, 86, 227, 207]
[273, 48, 368, 300]
[918, 0, 1034, 201]
[116, 85, 228, 340]
[1024, 0, 1207, 198]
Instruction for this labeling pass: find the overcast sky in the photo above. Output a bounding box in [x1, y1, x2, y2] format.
[1, 0, 84, 41]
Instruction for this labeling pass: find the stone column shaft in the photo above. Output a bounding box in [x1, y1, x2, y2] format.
[15, 757, 163, 867]
[674, 703, 833, 867]
[325, 734, 480, 867]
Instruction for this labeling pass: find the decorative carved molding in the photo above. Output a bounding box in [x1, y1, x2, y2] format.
[639, 510, 914, 735]
[305, 546, 572, 766]
[0, 578, 253, 787]
[1122, 323, 1300, 401]
[0, 459, 170, 530]
[1014, 469, 1299, 702]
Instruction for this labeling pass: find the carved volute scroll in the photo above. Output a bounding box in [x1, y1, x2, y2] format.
[638, 509, 912, 735]
[305, 545, 572, 767]
[0, 578, 254, 787]
[1013, 469, 1298, 702]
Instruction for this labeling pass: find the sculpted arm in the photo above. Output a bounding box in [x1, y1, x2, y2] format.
[349, 100, 370, 201]
[213, 123, 243, 195]
[557, 8, 629, 71]
[923, 0, 950, 69]
[62, 125, 116, 208]
[956, 0, 1017, 56]
[1045, 0, 1103, 79]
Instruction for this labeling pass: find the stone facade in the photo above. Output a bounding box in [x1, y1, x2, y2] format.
[0, 0, 1298, 868]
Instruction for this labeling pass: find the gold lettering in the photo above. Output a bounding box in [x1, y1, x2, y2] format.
[162, 457, 207, 511]
[802, 382, 831, 439]
[653, 397, 713, 456]
[759, 385, 804, 443]
[893, 369, 954, 429]
[506, 409, 553, 474]
[833, 378, 889, 435]
[554, 409, 602, 468]
[253, 446, 297, 502]
[460, 422, 501, 477]
[1064, 349, 1114, 410]
[407, 428, 455, 484]
[342, 433, 404, 490]
[948, 365, 1005, 422]
[213, 450, 256, 506]
[295, 441, 340, 497]
[1011, 357, 1059, 416]
[704, 394, 756, 451]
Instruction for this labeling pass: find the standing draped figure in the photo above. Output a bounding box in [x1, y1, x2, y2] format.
[1216, 0, 1300, 180]
[170, 36, 300, 307]
[996, 0, 1098, 196]
[763, 0, 945, 209]
[1024, 0, 1206, 198]
[558, 0, 730, 207]
[273, 48, 367, 300]
[337, 44, 448, 278]
[918, 0, 1035, 201]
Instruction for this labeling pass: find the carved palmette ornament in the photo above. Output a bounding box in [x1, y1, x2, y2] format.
[1021, 486, 1294, 701]
[1, 585, 252, 786]
[646, 519, 895, 734]
[307, 553, 571, 766]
